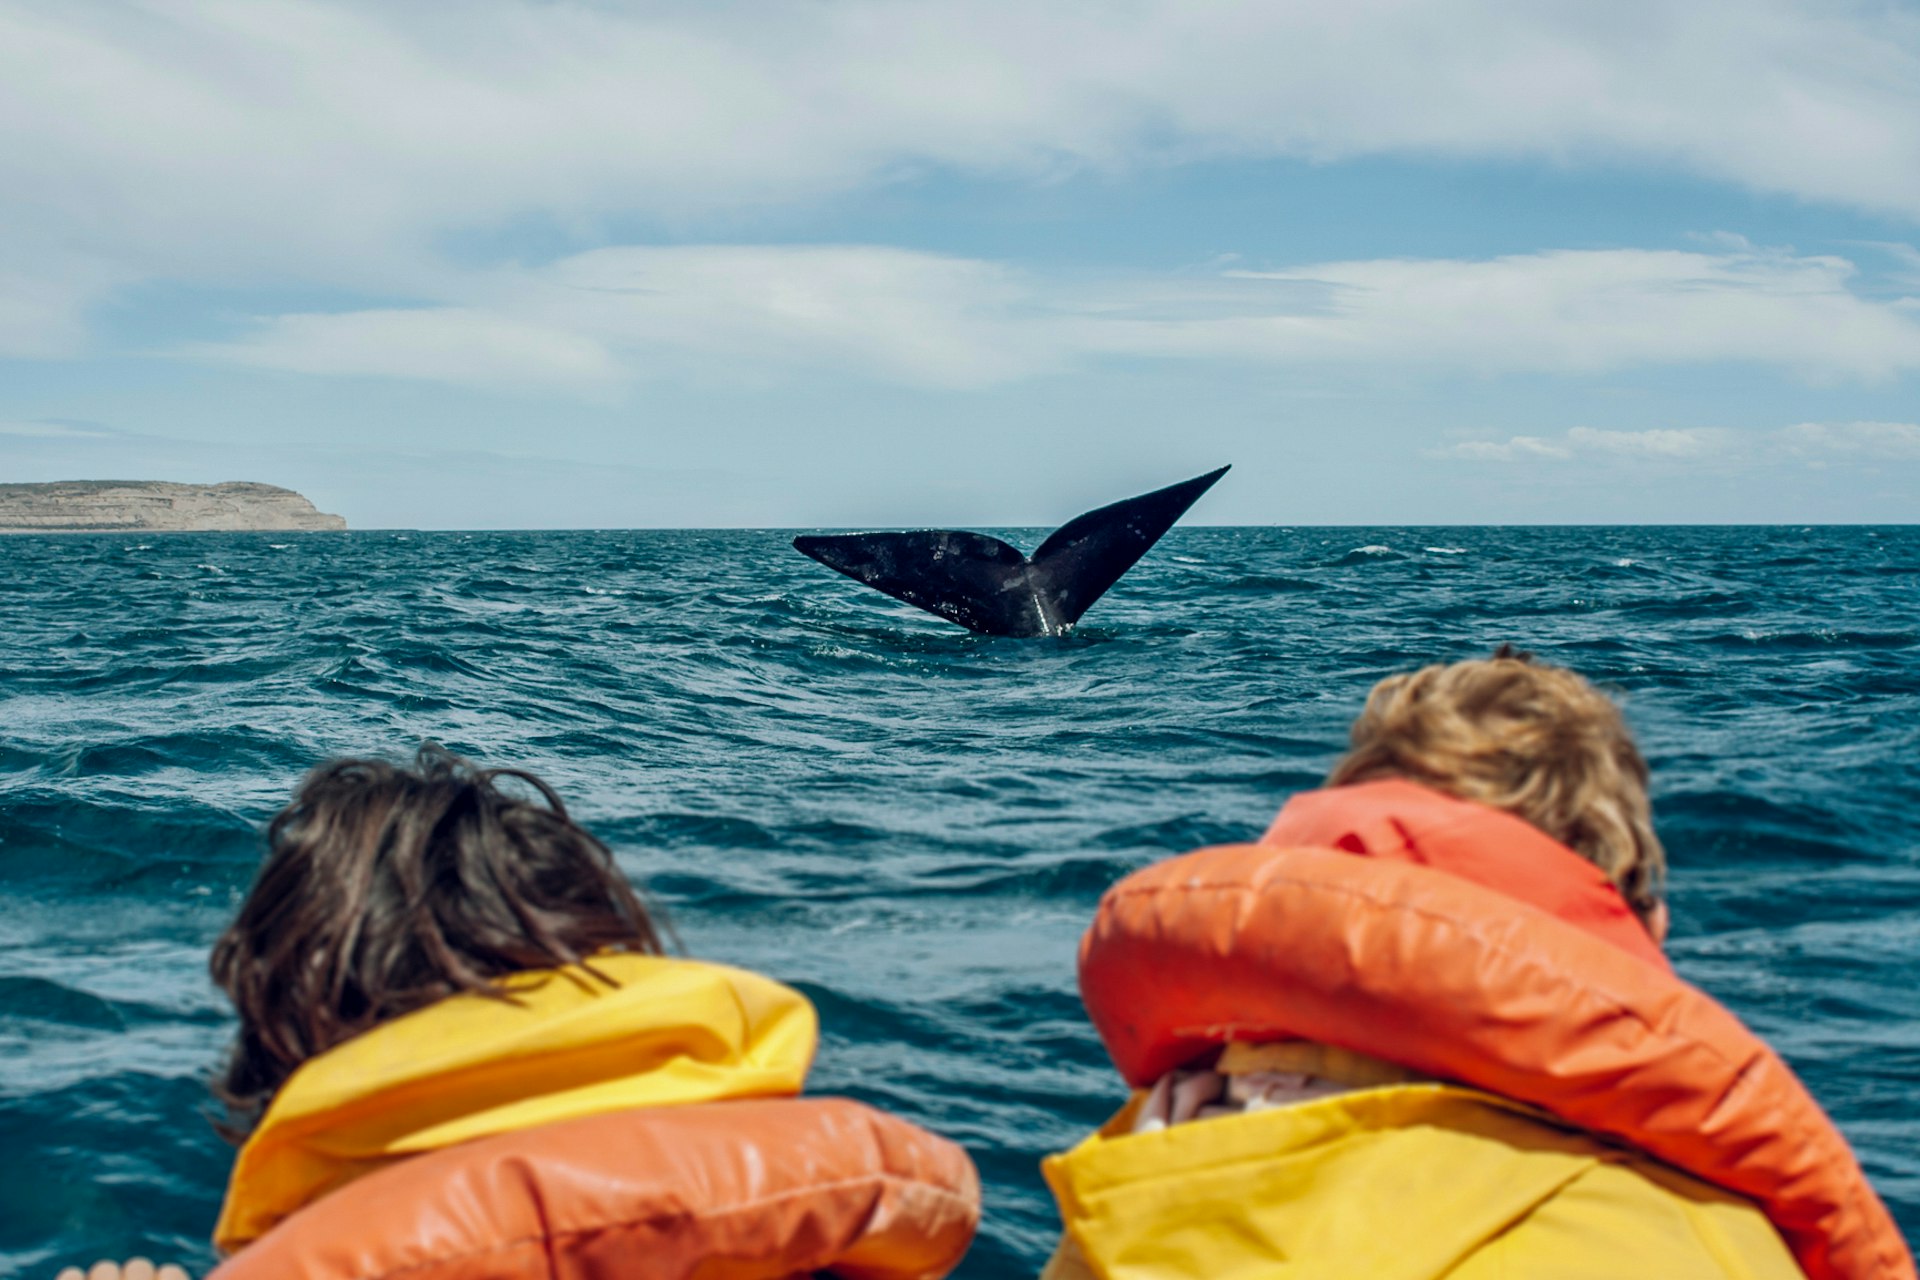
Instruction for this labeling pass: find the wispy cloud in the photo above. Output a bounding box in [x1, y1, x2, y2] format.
[1775, 420, 1920, 459]
[189, 246, 1056, 391]
[0, 258, 131, 359]
[1566, 427, 1732, 458]
[186, 243, 1920, 391]
[1435, 428, 1732, 462]
[1437, 422, 1920, 464]
[1444, 436, 1578, 462]
[189, 308, 624, 393]
[1206, 249, 1920, 379]
[0, 418, 122, 439]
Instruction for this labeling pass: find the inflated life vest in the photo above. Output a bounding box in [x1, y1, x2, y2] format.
[210, 955, 980, 1280]
[1070, 781, 1911, 1280]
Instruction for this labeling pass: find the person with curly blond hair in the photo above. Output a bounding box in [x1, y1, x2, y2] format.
[1043, 647, 1908, 1280]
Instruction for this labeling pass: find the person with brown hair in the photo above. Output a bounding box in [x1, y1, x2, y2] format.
[61, 747, 979, 1280]
[206, 749, 666, 1141]
[1043, 648, 1911, 1280]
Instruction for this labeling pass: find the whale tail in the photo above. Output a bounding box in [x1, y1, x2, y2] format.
[792, 465, 1230, 637]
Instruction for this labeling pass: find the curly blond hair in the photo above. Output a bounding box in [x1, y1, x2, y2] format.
[1328, 647, 1666, 923]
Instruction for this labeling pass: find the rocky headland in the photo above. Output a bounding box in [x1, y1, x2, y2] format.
[0, 481, 346, 533]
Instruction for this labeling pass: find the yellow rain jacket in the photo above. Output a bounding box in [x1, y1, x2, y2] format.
[1042, 1079, 1804, 1280]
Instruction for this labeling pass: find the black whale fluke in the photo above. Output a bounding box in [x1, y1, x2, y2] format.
[792, 465, 1230, 637]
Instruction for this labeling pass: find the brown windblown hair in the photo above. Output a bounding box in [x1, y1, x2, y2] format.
[1328, 646, 1666, 923]
[209, 746, 662, 1140]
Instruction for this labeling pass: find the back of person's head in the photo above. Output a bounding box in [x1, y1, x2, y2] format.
[210, 745, 661, 1138]
[1328, 646, 1666, 926]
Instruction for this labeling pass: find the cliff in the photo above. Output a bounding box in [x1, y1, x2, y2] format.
[0, 481, 347, 533]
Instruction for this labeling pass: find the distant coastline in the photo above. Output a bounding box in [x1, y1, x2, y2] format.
[0, 481, 346, 533]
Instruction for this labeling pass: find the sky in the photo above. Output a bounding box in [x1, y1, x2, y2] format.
[1, 1, 1918, 528]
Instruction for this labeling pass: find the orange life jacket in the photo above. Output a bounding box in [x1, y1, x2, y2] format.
[209, 1095, 980, 1280]
[207, 956, 979, 1280]
[1076, 780, 1912, 1280]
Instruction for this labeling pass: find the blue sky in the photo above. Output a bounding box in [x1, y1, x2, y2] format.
[2, 1, 1917, 528]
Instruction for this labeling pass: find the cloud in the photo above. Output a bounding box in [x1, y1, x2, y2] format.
[1438, 422, 1920, 464]
[1209, 249, 1920, 379]
[187, 243, 1920, 391]
[540, 246, 1053, 388]
[1775, 420, 1920, 459]
[0, 417, 121, 439]
[1564, 427, 1731, 458]
[1444, 436, 1575, 462]
[1437, 428, 1733, 463]
[187, 308, 623, 392]
[1, 0, 1919, 359]
[193, 246, 1058, 390]
[0, 259, 131, 359]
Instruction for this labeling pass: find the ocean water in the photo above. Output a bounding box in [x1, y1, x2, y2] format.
[0, 525, 1915, 1277]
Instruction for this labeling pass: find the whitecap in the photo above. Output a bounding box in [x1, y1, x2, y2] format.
[268, 543, 291, 550]
[1614, 558, 1637, 567]
[195, 563, 225, 574]
[1425, 546, 1467, 555]
[1353, 545, 1394, 556]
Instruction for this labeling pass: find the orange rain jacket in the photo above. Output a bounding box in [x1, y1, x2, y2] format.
[209, 955, 980, 1280]
[1055, 780, 1911, 1280]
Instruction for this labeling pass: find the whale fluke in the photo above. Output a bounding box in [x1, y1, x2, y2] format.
[792, 465, 1229, 637]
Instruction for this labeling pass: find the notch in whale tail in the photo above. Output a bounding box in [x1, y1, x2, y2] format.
[792, 465, 1230, 637]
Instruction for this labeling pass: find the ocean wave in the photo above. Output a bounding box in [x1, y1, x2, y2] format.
[1325, 544, 1404, 565]
[1221, 574, 1325, 593]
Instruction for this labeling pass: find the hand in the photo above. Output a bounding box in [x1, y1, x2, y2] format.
[55, 1260, 191, 1280]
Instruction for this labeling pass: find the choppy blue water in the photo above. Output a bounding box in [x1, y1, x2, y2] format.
[0, 526, 1915, 1277]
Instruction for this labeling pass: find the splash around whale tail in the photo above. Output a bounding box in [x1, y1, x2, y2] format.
[792, 465, 1230, 637]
